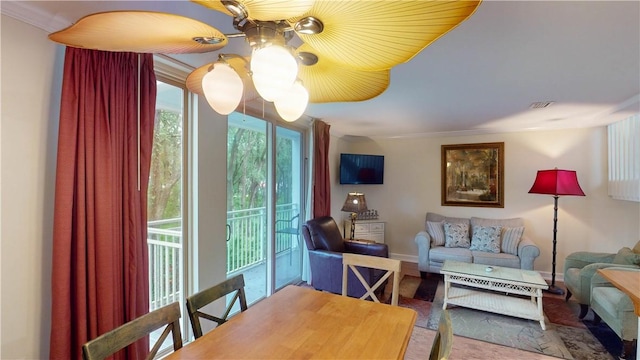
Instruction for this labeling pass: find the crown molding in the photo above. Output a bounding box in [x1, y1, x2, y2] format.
[1, 1, 71, 33]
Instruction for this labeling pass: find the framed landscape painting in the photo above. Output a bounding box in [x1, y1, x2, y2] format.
[442, 142, 504, 208]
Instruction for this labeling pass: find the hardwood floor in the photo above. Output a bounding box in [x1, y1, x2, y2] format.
[406, 326, 560, 360]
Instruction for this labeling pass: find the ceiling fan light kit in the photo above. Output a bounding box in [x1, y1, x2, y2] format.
[202, 62, 244, 115]
[250, 44, 299, 102]
[48, 0, 482, 122]
[274, 80, 310, 122]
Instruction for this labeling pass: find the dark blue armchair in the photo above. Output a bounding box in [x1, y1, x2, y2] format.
[302, 216, 389, 299]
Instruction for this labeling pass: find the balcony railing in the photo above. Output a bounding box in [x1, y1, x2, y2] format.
[147, 204, 298, 311]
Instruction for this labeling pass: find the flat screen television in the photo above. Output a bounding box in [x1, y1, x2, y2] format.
[339, 153, 384, 185]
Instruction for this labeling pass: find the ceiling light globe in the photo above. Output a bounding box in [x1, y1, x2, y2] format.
[274, 81, 309, 122]
[201, 63, 243, 115]
[251, 45, 298, 102]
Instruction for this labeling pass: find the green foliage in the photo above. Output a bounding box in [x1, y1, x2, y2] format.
[226, 126, 294, 211]
[148, 109, 182, 221]
[276, 136, 293, 205]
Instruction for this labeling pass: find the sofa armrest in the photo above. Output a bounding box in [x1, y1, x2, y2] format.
[414, 231, 432, 272]
[307, 250, 346, 294]
[591, 267, 638, 316]
[563, 252, 616, 273]
[590, 266, 640, 290]
[344, 241, 388, 258]
[517, 236, 540, 270]
[578, 262, 629, 279]
[572, 262, 639, 302]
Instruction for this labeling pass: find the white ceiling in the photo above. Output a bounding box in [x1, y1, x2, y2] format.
[3, 0, 639, 137]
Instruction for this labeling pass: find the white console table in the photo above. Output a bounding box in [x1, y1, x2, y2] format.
[343, 220, 385, 243]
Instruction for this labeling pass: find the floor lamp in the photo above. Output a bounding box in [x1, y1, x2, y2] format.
[529, 168, 585, 295]
[341, 192, 367, 240]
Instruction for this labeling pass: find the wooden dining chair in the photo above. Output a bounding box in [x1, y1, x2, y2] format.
[186, 273, 248, 339]
[342, 252, 401, 306]
[429, 309, 453, 360]
[81, 302, 183, 360]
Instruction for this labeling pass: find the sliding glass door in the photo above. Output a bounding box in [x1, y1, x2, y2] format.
[274, 126, 304, 289]
[148, 78, 187, 350]
[227, 113, 304, 303]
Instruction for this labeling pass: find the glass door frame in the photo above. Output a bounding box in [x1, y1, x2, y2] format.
[227, 112, 307, 300]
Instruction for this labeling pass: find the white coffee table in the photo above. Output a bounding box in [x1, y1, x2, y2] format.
[441, 260, 549, 330]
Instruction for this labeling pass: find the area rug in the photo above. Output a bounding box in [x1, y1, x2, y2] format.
[398, 275, 619, 360]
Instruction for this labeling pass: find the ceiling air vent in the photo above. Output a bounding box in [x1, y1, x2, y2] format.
[529, 101, 555, 109]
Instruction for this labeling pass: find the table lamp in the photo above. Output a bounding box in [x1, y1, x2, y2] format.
[529, 168, 585, 295]
[341, 192, 368, 240]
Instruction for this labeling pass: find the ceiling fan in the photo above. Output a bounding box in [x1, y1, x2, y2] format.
[49, 0, 482, 121]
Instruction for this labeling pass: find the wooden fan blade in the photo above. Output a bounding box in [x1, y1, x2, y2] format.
[192, 0, 313, 21]
[289, 0, 482, 71]
[186, 57, 258, 102]
[49, 11, 227, 54]
[295, 45, 389, 103]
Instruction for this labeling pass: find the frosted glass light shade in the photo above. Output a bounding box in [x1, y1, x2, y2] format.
[251, 45, 298, 102]
[274, 81, 309, 122]
[201, 62, 243, 115]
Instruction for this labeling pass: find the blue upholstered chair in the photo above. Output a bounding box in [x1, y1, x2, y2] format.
[590, 267, 639, 359]
[301, 216, 389, 299]
[564, 241, 640, 319]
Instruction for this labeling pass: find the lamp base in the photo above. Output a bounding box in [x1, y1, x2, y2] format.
[544, 284, 565, 295]
[349, 212, 357, 240]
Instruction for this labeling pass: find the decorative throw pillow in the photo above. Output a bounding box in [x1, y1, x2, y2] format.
[470, 225, 502, 253]
[633, 240, 640, 254]
[444, 222, 470, 248]
[501, 226, 524, 255]
[426, 220, 446, 246]
[613, 247, 640, 266]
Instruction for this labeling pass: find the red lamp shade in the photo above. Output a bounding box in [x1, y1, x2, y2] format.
[528, 169, 585, 196]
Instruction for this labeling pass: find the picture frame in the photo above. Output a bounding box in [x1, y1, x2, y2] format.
[442, 142, 504, 208]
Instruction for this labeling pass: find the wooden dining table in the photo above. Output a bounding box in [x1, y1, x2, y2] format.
[597, 268, 640, 357]
[165, 285, 417, 359]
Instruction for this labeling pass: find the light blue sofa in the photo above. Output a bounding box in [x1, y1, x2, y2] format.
[414, 212, 540, 277]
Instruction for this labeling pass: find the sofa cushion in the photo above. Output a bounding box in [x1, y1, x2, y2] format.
[426, 212, 470, 225]
[613, 247, 640, 266]
[426, 220, 446, 246]
[501, 226, 524, 255]
[307, 217, 345, 252]
[633, 240, 640, 254]
[430, 247, 472, 264]
[471, 251, 520, 268]
[470, 216, 524, 232]
[469, 225, 502, 253]
[592, 287, 635, 314]
[444, 222, 470, 248]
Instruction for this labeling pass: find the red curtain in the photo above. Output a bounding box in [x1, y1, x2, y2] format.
[312, 120, 331, 217]
[49, 48, 156, 360]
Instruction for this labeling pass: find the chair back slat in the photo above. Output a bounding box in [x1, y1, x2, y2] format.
[82, 302, 182, 360]
[429, 309, 453, 360]
[186, 274, 248, 339]
[342, 253, 401, 306]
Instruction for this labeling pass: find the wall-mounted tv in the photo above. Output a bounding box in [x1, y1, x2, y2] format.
[340, 153, 384, 185]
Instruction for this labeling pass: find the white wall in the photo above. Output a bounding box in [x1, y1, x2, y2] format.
[331, 128, 640, 279]
[192, 96, 229, 327]
[1, 15, 60, 359]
